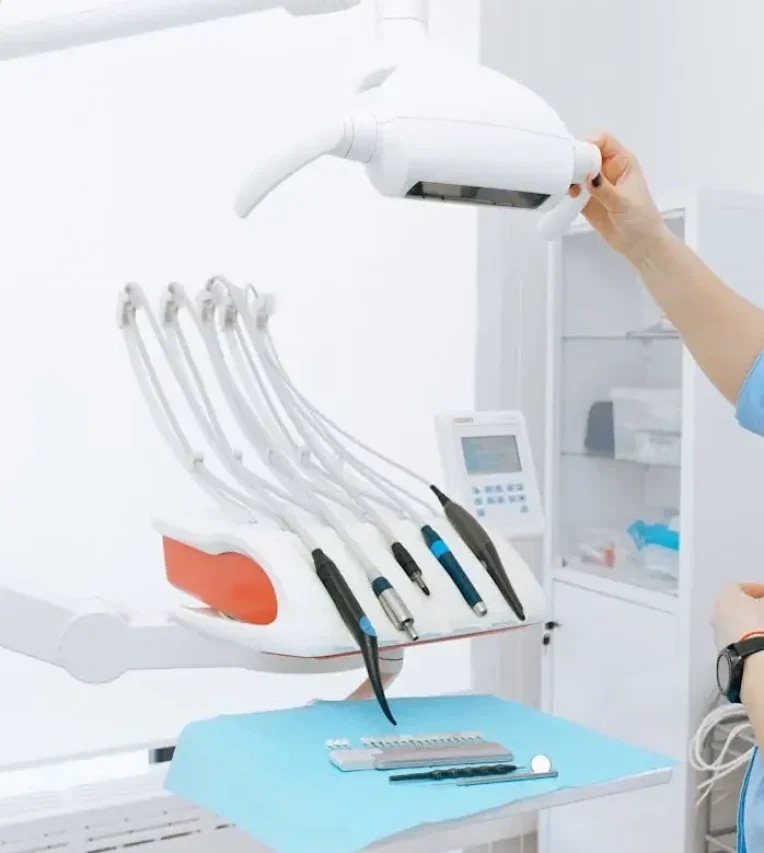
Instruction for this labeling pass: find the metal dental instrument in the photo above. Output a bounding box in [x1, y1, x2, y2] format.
[223, 281, 431, 598]
[117, 286, 397, 725]
[389, 763, 518, 783]
[430, 485, 525, 621]
[389, 755, 556, 785]
[188, 282, 419, 642]
[233, 284, 487, 616]
[457, 754, 556, 786]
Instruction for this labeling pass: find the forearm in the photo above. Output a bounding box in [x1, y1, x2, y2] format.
[742, 653, 764, 749]
[630, 228, 764, 404]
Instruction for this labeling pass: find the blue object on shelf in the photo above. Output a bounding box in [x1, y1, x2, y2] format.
[628, 520, 680, 552]
[165, 694, 674, 853]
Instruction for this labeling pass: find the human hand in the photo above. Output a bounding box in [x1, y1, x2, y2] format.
[571, 132, 669, 264]
[713, 583, 764, 650]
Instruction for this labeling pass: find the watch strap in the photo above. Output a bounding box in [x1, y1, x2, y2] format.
[732, 635, 764, 658]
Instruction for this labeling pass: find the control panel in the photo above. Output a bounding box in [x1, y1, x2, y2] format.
[435, 410, 544, 538]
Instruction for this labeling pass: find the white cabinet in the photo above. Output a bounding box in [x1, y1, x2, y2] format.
[543, 578, 682, 853]
[540, 192, 764, 853]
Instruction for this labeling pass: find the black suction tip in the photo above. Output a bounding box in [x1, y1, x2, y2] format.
[358, 632, 396, 725]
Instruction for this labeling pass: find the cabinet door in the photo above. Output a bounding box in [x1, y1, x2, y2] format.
[541, 580, 682, 853]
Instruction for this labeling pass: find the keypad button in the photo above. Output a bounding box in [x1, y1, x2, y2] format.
[472, 486, 481, 495]
[508, 496, 516, 503]
[477, 509, 486, 518]
[519, 495, 526, 503]
[521, 506, 529, 514]
[484, 485, 494, 494]
[474, 498, 483, 507]
[517, 484, 525, 492]
[495, 485, 503, 493]
[497, 496, 505, 504]
[487, 497, 495, 505]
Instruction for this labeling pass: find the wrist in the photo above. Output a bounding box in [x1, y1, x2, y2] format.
[741, 650, 764, 706]
[624, 222, 677, 271]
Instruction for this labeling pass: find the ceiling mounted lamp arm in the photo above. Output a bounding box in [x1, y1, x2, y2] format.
[0, 0, 363, 62]
[234, 118, 377, 220]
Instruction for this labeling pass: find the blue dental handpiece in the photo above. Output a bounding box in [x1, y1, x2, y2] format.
[420, 525, 487, 616]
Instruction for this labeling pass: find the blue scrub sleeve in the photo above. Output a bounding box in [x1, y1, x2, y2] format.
[737, 351, 764, 437]
[743, 749, 764, 852]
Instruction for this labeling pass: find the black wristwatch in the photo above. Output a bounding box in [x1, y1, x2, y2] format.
[717, 635, 764, 703]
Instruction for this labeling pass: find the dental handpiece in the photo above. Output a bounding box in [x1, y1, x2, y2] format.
[312, 548, 396, 725]
[319, 532, 416, 641]
[420, 525, 487, 617]
[430, 486, 525, 621]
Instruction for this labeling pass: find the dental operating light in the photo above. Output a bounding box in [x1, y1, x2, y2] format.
[0, 0, 599, 239]
[233, 0, 600, 238]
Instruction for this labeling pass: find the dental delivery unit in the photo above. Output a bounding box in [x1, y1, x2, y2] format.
[0, 275, 547, 726]
[0, 0, 606, 721]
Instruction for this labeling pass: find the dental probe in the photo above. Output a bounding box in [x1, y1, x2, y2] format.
[189, 285, 419, 642]
[117, 289, 396, 724]
[223, 283, 430, 598]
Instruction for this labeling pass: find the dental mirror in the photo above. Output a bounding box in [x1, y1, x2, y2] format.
[530, 754, 553, 774]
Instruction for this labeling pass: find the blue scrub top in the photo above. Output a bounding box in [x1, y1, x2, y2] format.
[735, 351, 764, 851]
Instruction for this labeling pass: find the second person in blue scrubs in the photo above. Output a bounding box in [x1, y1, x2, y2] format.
[580, 132, 764, 852]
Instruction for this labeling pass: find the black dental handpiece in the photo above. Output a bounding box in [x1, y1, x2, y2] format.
[311, 548, 396, 725]
[430, 485, 526, 622]
[390, 542, 430, 596]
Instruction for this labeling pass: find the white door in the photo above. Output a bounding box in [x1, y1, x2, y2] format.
[540, 579, 683, 853]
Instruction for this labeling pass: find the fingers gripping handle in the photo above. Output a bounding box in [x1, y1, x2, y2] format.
[538, 140, 601, 241]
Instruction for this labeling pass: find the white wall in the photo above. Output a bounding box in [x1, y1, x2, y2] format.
[0, 0, 482, 770]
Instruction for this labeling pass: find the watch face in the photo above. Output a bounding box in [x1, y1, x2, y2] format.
[717, 650, 733, 694]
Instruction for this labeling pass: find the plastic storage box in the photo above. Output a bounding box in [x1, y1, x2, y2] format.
[611, 388, 682, 466]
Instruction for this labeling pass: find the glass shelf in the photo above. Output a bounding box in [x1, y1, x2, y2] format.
[562, 332, 680, 342]
[560, 557, 678, 598]
[561, 449, 680, 470]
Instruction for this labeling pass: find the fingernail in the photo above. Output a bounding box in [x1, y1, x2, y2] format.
[592, 173, 602, 188]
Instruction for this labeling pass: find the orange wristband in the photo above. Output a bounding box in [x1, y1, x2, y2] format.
[739, 631, 764, 643]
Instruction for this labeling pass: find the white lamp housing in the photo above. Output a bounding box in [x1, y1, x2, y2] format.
[235, 2, 601, 240]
